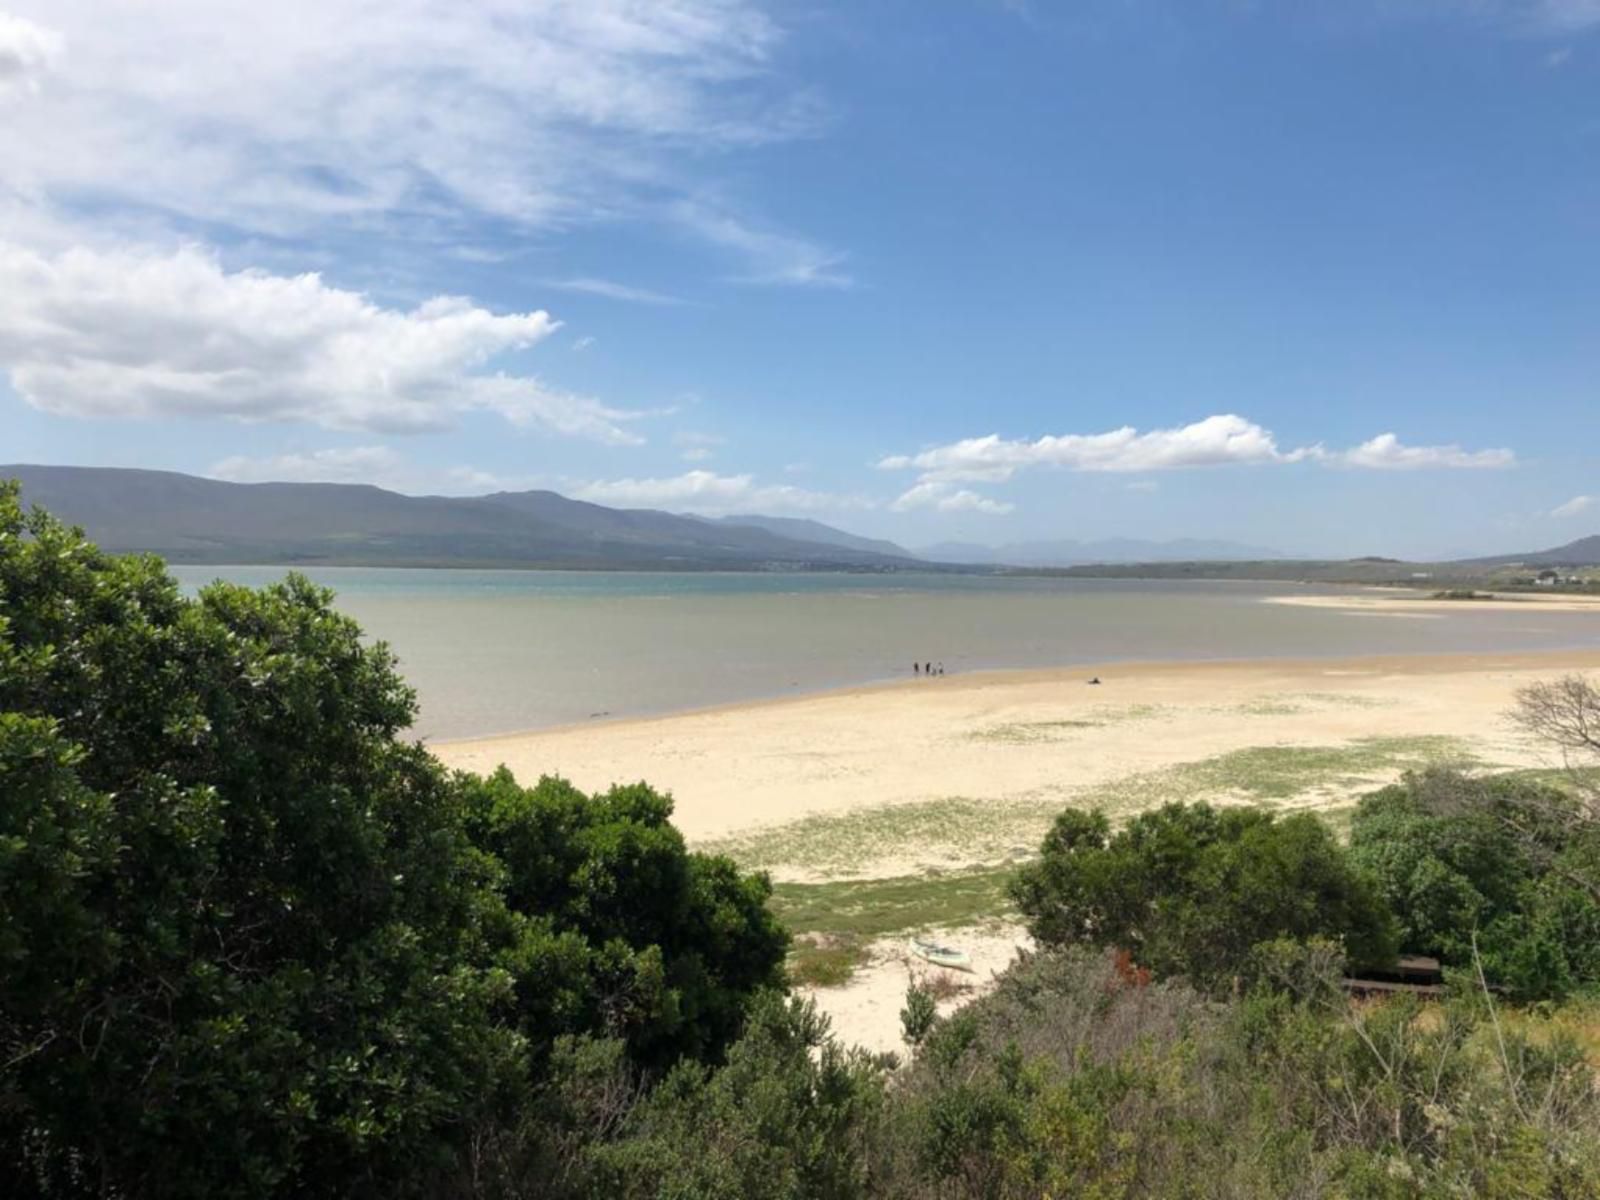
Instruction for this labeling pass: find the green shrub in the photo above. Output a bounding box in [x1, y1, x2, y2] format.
[1010, 802, 1397, 991]
[1349, 768, 1600, 1000]
[0, 484, 784, 1197]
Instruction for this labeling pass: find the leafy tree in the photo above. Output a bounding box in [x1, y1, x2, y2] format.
[1348, 768, 1600, 1000]
[0, 483, 784, 1197]
[462, 768, 788, 1073]
[1011, 803, 1396, 990]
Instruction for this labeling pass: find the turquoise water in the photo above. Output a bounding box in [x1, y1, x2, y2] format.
[171, 568, 1600, 740]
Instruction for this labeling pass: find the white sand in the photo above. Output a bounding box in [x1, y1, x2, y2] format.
[435, 649, 1600, 848]
[802, 925, 1033, 1057]
[1265, 591, 1600, 614]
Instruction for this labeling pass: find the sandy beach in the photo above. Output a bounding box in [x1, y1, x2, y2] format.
[435, 648, 1600, 860]
[434, 646, 1600, 1052]
[1265, 590, 1600, 615]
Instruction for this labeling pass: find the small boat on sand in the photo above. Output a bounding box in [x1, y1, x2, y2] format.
[908, 936, 972, 971]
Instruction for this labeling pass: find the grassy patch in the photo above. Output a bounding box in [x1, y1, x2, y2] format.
[771, 866, 1019, 942]
[968, 704, 1167, 744]
[1227, 692, 1394, 718]
[787, 934, 871, 988]
[707, 735, 1480, 879]
[703, 795, 1046, 877]
[1077, 735, 1476, 813]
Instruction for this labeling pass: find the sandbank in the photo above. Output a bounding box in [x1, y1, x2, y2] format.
[1265, 591, 1600, 614]
[434, 648, 1600, 854]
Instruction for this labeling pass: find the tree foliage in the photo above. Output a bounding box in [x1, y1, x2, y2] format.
[1010, 802, 1397, 989]
[0, 483, 785, 1197]
[1349, 768, 1600, 1000]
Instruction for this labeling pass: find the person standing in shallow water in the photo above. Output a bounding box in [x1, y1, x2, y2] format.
[913, 662, 920, 676]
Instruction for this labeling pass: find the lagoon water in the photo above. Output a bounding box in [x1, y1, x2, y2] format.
[170, 567, 1600, 740]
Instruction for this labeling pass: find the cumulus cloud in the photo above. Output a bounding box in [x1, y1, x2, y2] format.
[573, 469, 867, 514]
[879, 414, 1515, 514]
[1552, 494, 1595, 518]
[0, 0, 836, 281]
[0, 11, 61, 94]
[1336, 433, 1516, 470]
[0, 240, 643, 441]
[890, 480, 1014, 514]
[880, 415, 1298, 482]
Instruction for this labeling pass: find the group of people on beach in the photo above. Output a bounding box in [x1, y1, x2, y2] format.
[913, 661, 945, 676]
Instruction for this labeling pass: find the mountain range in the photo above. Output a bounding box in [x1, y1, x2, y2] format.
[916, 537, 1289, 567]
[5, 465, 1596, 573]
[1, 465, 920, 571]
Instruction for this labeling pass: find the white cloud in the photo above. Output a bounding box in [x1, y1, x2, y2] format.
[573, 469, 867, 514]
[572, 335, 597, 351]
[549, 278, 689, 306]
[0, 11, 61, 95]
[207, 446, 511, 494]
[1552, 494, 1595, 518]
[889, 480, 1014, 515]
[1336, 433, 1515, 470]
[0, 1, 833, 280]
[879, 415, 1298, 482]
[878, 414, 1515, 515]
[0, 240, 643, 441]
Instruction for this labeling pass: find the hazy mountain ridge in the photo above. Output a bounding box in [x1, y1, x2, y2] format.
[711, 514, 914, 560]
[1464, 535, 1600, 568]
[1, 466, 921, 571]
[918, 536, 1289, 567]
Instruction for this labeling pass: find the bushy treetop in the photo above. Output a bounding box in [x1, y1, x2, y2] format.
[1011, 801, 1397, 990]
[0, 482, 785, 1198]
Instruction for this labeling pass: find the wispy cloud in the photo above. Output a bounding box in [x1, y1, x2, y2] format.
[672, 430, 726, 463]
[0, 1, 840, 281]
[673, 201, 853, 288]
[207, 445, 516, 494]
[879, 414, 1515, 514]
[574, 469, 869, 514]
[0, 240, 642, 442]
[548, 278, 690, 306]
[1552, 494, 1595, 518]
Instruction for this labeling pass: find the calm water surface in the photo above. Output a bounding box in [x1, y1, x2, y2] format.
[170, 568, 1600, 740]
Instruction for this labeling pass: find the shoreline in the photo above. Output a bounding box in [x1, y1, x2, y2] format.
[429, 643, 1600, 748]
[432, 646, 1600, 853]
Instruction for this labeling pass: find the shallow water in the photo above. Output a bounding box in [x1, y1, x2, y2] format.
[170, 567, 1600, 740]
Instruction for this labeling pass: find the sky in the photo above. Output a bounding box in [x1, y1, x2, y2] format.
[0, 0, 1597, 559]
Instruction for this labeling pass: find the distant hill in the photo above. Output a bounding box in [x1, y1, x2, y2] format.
[712, 514, 915, 560]
[1465, 535, 1600, 568]
[0, 465, 925, 571]
[917, 536, 1288, 568]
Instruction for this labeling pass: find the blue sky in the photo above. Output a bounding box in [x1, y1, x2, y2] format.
[0, 0, 1596, 558]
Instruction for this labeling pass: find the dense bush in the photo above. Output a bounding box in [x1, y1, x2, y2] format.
[0, 484, 785, 1198]
[1349, 768, 1600, 1000]
[530, 949, 1600, 1199]
[1009, 802, 1397, 990]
